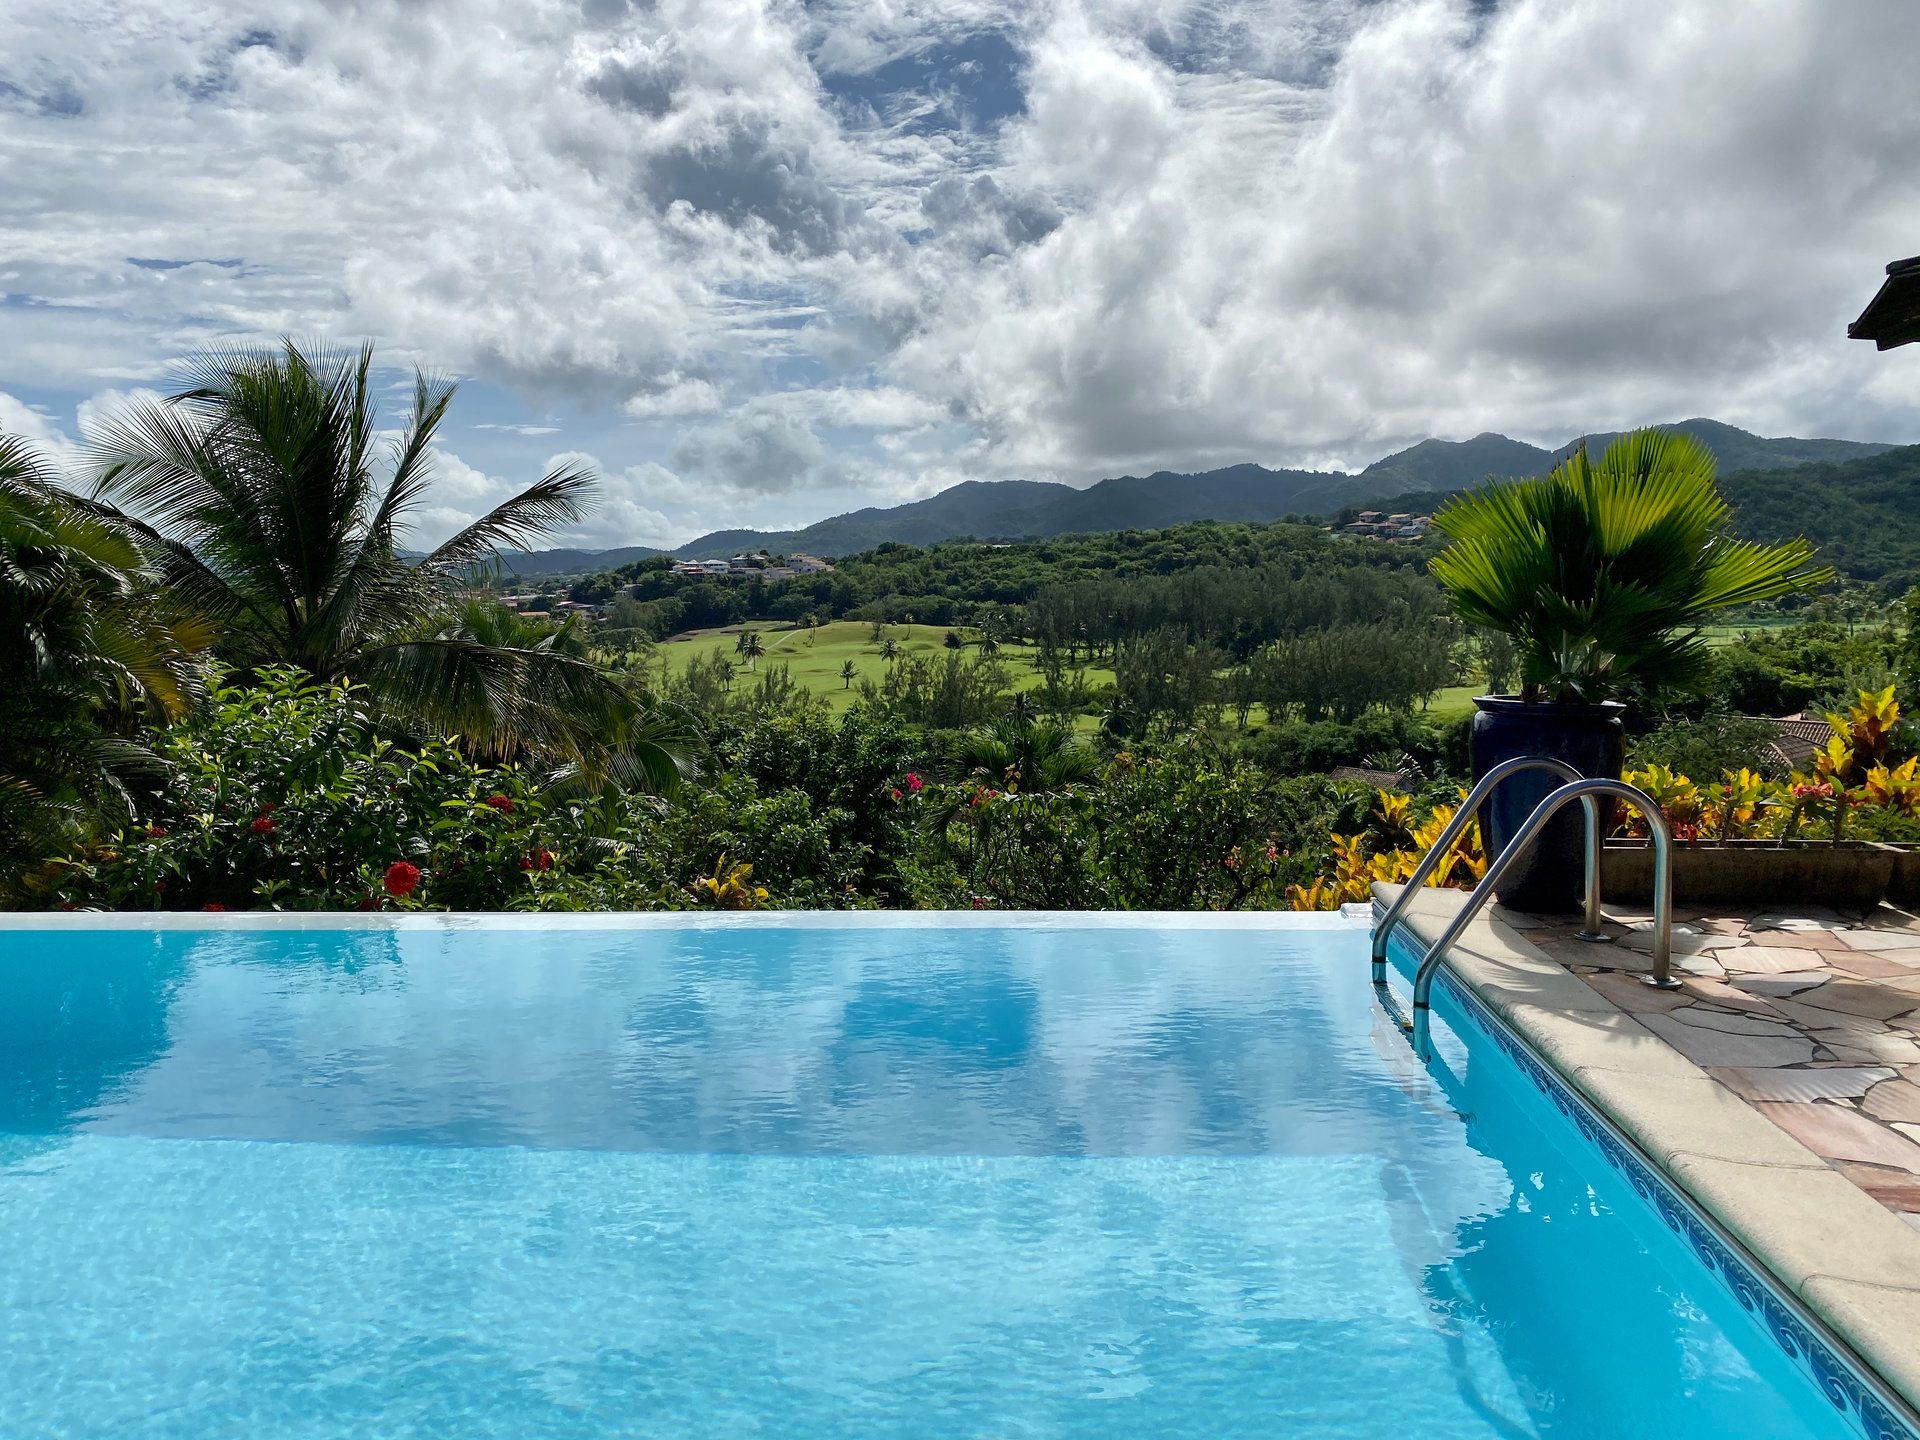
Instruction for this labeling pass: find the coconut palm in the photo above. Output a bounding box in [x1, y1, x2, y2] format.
[879, 636, 901, 661]
[1429, 430, 1833, 702]
[87, 339, 685, 783]
[1, 436, 208, 869]
[839, 660, 857, 689]
[735, 629, 765, 668]
[444, 600, 697, 793]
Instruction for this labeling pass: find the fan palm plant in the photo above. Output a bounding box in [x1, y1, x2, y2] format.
[1, 436, 209, 870]
[928, 711, 1101, 841]
[955, 713, 1101, 794]
[88, 339, 693, 787]
[1428, 430, 1832, 702]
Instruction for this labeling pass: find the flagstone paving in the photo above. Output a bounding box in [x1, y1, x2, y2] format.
[1508, 901, 1920, 1233]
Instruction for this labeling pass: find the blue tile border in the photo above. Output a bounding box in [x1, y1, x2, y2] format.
[1431, 966, 1920, 1440]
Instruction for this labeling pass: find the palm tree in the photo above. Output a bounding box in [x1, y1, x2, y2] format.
[839, 660, 857, 690]
[1429, 430, 1833, 702]
[978, 631, 1001, 658]
[735, 629, 765, 669]
[879, 636, 901, 661]
[956, 713, 1100, 793]
[929, 712, 1100, 838]
[87, 339, 685, 783]
[446, 600, 697, 793]
[1, 437, 208, 869]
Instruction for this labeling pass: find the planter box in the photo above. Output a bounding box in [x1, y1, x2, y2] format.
[1601, 840, 1920, 909]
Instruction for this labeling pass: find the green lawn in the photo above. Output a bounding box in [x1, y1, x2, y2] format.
[654, 620, 1488, 726]
[1425, 684, 1480, 721]
[652, 621, 1115, 713]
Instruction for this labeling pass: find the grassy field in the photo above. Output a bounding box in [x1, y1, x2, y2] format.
[651, 619, 1489, 728]
[651, 621, 1116, 713]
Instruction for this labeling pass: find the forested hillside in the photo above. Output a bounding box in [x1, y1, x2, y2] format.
[1350, 443, 1920, 587]
[495, 419, 1893, 575]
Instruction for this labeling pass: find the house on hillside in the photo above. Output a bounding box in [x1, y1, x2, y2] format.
[789, 553, 834, 573]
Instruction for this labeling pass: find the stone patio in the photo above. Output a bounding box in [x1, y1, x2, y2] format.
[1506, 900, 1920, 1233]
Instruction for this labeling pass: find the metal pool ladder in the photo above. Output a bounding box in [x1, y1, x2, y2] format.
[1369, 760, 1680, 1062]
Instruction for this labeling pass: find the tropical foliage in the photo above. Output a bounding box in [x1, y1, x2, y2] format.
[1429, 430, 1831, 702]
[0, 437, 208, 869]
[88, 339, 683, 778]
[1617, 688, 1920, 845]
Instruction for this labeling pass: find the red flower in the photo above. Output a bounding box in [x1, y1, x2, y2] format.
[518, 849, 555, 872]
[890, 788, 904, 802]
[384, 860, 422, 898]
[201, 903, 229, 912]
[250, 815, 276, 836]
[146, 824, 168, 839]
[905, 772, 924, 793]
[484, 794, 516, 814]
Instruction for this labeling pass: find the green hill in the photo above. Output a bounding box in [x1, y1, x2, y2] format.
[493, 420, 1899, 572]
[1350, 442, 1920, 585]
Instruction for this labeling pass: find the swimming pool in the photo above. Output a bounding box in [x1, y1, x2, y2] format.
[0, 914, 1898, 1438]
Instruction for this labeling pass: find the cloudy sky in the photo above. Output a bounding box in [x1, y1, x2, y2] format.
[3, 0, 1919, 550]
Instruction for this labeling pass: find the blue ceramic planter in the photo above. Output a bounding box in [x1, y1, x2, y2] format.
[1470, 696, 1626, 912]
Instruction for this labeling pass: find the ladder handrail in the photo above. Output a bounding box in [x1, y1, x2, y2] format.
[1409, 777, 1676, 1060]
[1370, 756, 1601, 983]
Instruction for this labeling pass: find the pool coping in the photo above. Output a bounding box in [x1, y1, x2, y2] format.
[1375, 881, 1920, 1438]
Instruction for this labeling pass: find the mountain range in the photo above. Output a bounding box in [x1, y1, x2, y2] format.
[494, 419, 1896, 575]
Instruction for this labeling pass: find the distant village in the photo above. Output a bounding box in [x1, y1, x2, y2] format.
[498, 551, 835, 620]
[1340, 510, 1432, 541]
[667, 552, 835, 581]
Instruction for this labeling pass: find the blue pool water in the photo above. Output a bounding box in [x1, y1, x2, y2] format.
[0, 917, 1864, 1438]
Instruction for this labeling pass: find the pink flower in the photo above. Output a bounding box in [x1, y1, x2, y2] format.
[484, 794, 516, 814]
[890, 788, 903, 802]
[384, 861, 422, 898]
[906, 772, 924, 793]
